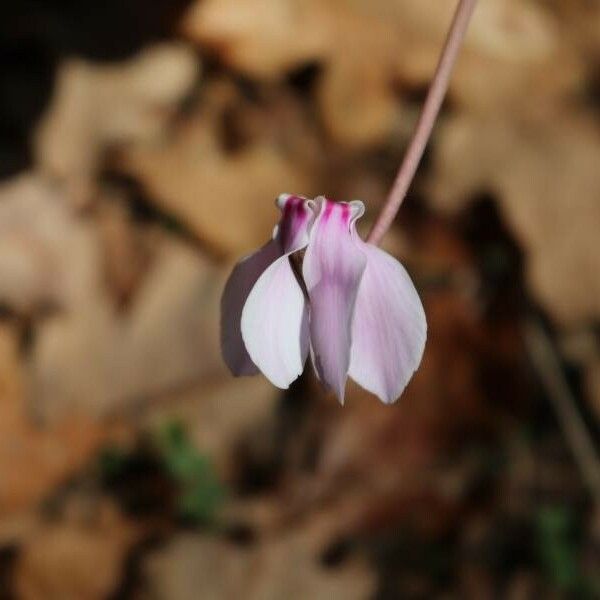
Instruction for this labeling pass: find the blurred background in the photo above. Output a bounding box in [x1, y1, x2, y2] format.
[0, 0, 599, 597]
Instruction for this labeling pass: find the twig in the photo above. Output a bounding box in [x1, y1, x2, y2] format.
[524, 318, 600, 506]
[368, 0, 478, 246]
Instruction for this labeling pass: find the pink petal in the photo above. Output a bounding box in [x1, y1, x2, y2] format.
[241, 254, 309, 388]
[349, 240, 426, 404]
[220, 239, 280, 375]
[274, 193, 313, 253]
[302, 198, 367, 403]
[221, 194, 312, 379]
[240, 195, 313, 388]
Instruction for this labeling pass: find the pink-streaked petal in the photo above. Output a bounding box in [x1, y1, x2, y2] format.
[238, 194, 314, 388]
[221, 239, 281, 375]
[221, 194, 313, 378]
[349, 241, 426, 404]
[303, 198, 367, 403]
[275, 193, 313, 253]
[241, 254, 309, 388]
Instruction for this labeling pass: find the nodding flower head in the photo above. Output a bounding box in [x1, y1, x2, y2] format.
[220, 194, 426, 404]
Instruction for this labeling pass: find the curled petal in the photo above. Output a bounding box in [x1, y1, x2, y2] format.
[239, 195, 314, 388]
[275, 193, 312, 253]
[221, 194, 313, 378]
[303, 198, 367, 403]
[349, 241, 426, 403]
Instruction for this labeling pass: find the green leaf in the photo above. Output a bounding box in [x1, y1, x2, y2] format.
[154, 420, 225, 524]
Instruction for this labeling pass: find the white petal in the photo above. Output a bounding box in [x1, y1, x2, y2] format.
[302, 198, 367, 402]
[241, 255, 309, 388]
[349, 241, 426, 403]
[220, 240, 280, 375]
[220, 194, 313, 379]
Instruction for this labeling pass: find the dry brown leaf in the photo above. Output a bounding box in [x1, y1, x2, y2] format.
[324, 0, 580, 121]
[0, 324, 125, 533]
[182, 0, 329, 79]
[549, 0, 600, 54]
[429, 111, 600, 325]
[183, 0, 409, 148]
[28, 231, 227, 420]
[14, 500, 137, 600]
[316, 48, 406, 150]
[96, 190, 153, 306]
[142, 528, 375, 600]
[450, 0, 581, 113]
[181, 0, 583, 148]
[34, 44, 199, 204]
[118, 103, 314, 256]
[0, 174, 99, 314]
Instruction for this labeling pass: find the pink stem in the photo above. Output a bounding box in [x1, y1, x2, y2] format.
[367, 0, 478, 245]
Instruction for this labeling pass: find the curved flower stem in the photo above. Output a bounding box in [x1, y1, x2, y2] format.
[367, 0, 478, 246]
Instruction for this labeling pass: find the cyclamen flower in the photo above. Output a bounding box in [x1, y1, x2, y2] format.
[220, 194, 426, 404]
